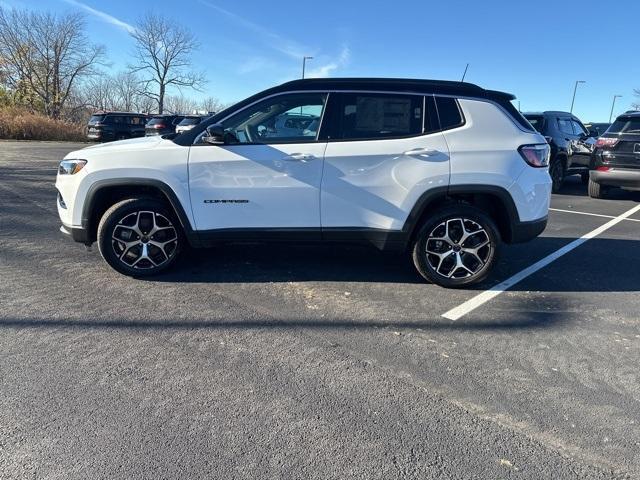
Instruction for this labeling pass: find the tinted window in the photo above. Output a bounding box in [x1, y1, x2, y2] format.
[220, 92, 327, 144]
[88, 114, 105, 124]
[129, 116, 145, 125]
[524, 115, 544, 132]
[147, 117, 167, 126]
[572, 120, 587, 136]
[178, 117, 202, 126]
[332, 93, 422, 140]
[557, 118, 574, 135]
[424, 96, 439, 134]
[435, 97, 463, 130]
[608, 117, 640, 134]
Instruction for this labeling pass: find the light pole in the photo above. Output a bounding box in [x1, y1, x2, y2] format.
[302, 56, 313, 79]
[570, 80, 586, 113]
[609, 95, 622, 123]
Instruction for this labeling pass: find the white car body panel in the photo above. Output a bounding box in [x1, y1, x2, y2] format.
[188, 142, 327, 230]
[447, 98, 551, 221]
[55, 136, 193, 228]
[321, 133, 450, 230]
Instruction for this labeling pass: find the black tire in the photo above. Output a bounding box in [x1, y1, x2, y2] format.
[588, 178, 606, 199]
[97, 198, 183, 276]
[580, 171, 590, 184]
[411, 205, 500, 288]
[549, 157, 565, 193]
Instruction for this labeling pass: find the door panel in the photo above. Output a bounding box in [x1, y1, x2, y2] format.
[321, 93, 449, 230]
[188, 92, 328, 231]
[322, 135, 449, 230]
[188, 143, 326, 230]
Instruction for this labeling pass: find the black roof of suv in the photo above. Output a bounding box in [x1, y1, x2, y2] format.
[175, 78, 529, 146]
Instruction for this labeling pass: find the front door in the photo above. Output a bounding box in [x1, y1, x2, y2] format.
[188, 92, 327, 231]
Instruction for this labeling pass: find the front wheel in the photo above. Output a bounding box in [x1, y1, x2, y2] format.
[412, 205, 500, 288]
[97, 198, 183, 276]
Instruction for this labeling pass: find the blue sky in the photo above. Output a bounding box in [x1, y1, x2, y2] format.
[11, 0, 640, 121]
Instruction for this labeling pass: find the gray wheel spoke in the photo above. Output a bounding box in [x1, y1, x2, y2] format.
[111, 210, 177, 270]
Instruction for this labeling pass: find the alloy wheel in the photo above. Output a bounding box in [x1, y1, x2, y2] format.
[425, 217, 491, 279]
[111, 210, 178, 269]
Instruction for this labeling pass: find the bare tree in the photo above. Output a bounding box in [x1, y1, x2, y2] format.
[0, 7, 105, 118]
[129, 13, 204, 114]
[199, 96, 228, 114]
[112, 71, 142, 112]
[164, 93, 197, 115]
[83, 75, 117, 111]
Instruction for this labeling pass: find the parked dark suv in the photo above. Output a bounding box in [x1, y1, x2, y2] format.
[86, 112, 148, 142]
[588, 111, 640, 198]
[145, 115, 186, 136]
[523, 111, 597, 192]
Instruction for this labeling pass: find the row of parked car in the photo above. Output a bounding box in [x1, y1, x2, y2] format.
[522, 110, 640, 198]
[86, 112, 212, 142]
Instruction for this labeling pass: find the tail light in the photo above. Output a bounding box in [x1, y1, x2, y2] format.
[518, 144, 550, 168]
[595, 137, 619, 148]
[152, 124, 165, 129]
[596, 166, 611, 172]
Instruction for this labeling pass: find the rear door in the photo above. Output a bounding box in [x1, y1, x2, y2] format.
[320, 92, 449, 231]
[570, 118, 595, 167]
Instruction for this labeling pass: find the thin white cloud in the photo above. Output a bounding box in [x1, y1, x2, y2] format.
[306, 46, 351, 78]
[197, 0, 308, 59]
[61, 0, 136, 34]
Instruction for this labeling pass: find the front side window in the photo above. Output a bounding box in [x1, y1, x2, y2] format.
[557, 118, 574, 135]
[572, 120, 587, 136]
[220, 93, 327, 144]
[331, 93, 423, 141]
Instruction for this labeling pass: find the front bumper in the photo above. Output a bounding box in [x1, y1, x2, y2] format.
[60, 224, 92, 244]
[590, 169, 640, 189]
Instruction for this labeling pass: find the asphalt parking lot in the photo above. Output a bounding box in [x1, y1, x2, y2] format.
[1, 141, 639, 479]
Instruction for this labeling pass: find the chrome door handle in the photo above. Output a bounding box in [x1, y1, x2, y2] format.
[282, 153, 315, 162]
[403, 148, 439, 156]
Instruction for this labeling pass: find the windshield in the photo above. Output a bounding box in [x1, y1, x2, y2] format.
[524, 115, 544, 132]
[88, 114, 106, 124]
[178, 117, 201, 126]
[607, 117, 640, 134]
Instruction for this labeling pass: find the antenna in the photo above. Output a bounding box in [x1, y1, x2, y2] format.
[461, 63, 470, 82]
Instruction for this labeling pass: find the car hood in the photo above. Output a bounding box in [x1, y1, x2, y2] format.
[80, 135, 164, 152]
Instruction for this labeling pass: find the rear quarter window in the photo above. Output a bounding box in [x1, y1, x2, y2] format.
[435, 97, 464, 130]
[608, 118, 640, 134]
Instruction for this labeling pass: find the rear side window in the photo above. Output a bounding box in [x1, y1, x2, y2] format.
[608, 117, 640, 134]
[330, 93, 423, 140]
[435, 97, 464, 130]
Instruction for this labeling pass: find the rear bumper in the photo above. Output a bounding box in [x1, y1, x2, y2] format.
[509, 216, 547, 243]
[590, 169, 640, 188]
[60, 224, 91, 244]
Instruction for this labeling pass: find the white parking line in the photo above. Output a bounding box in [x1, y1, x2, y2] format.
[442, 203, 640, 321]
[549, 207, 640, 223]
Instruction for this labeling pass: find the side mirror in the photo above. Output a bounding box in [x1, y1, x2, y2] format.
[203, 123, 225, 145]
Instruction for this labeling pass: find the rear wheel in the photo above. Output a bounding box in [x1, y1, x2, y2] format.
[549, 157, 565, 193]
[97, 198, 183, 276]
[412, 205, 500, 287]
[588, 178, 606, 199]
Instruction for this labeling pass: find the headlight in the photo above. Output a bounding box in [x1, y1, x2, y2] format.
[58, 159, 87, 175]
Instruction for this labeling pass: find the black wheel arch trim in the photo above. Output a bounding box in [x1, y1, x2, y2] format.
[402, 184, 523, 243]
[81, 178, 202, 247]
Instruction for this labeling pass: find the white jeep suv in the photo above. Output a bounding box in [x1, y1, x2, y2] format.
[56, 78, 551, 287]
